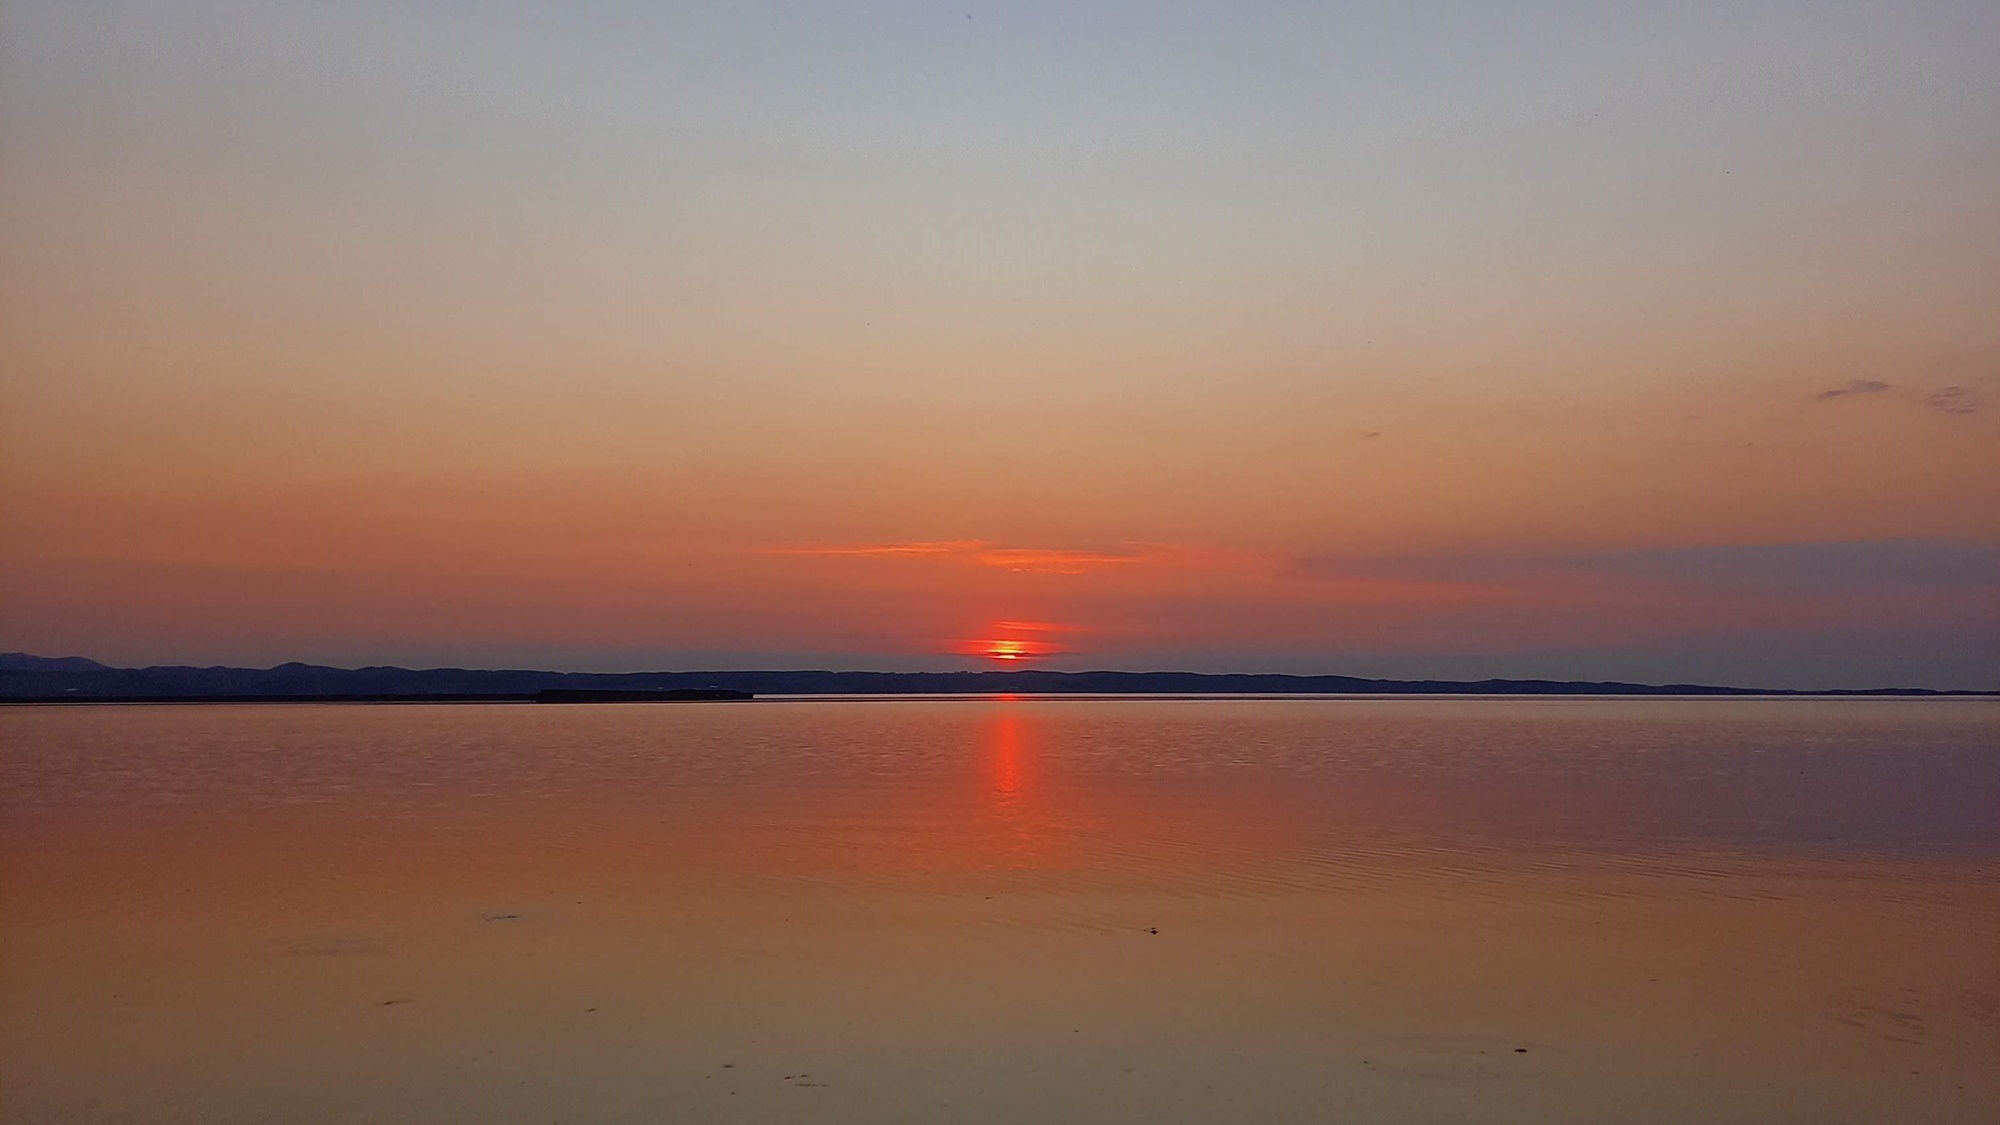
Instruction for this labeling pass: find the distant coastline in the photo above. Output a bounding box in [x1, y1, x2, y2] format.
[3, 653, 1992, 702]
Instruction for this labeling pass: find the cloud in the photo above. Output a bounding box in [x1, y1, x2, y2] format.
[1925, 386, 1981, 416]
[768, 540, 980, 561]
[767, 540, 1159, 574]
[1295, 540, 2000, 591]
[1814, 379, 1890, 401]
[989, 620, 1081, 634]
[972, 546, 1153, 574]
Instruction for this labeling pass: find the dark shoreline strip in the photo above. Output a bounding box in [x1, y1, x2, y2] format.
[5, 653, 1992, 702]
[5, 689, 1992, 705]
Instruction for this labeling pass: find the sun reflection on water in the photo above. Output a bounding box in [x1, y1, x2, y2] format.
[978, 699, 1057, 870]
[990, 706, 1023, 803]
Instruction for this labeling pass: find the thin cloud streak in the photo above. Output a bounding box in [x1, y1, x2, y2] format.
[766, 540, 1184, 575]
[1291, 539, 2000, 591]
[1814, 380, 1891, 401]
[1925, 386, 1981, 415]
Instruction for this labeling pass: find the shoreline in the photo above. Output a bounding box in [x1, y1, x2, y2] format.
[7, 689, 1996, 705]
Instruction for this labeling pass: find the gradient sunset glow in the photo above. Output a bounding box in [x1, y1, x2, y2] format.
[1, 1, 1996, 687]
[951, 622, 1075, 664]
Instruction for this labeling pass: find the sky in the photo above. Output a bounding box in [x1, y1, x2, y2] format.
[2, 1, 1996, 688]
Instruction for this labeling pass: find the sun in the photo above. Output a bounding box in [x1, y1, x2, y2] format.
[952, 629, 1068, 664]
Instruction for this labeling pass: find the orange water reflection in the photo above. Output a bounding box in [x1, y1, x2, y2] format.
[5, 702, 1999, 1125]
[990, 706, 1023, 803]
[975, 702, 1054, 869]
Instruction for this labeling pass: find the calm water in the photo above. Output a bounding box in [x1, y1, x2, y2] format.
[3, 697, 1997, 1123]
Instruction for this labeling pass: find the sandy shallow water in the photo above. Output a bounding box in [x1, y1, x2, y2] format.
[4, 697, 1996, 1123]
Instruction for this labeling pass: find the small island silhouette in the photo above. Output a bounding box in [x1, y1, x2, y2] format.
[1, 653, 1987, 703]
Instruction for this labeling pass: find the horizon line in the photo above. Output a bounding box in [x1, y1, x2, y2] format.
[5, 652, 1995, 698]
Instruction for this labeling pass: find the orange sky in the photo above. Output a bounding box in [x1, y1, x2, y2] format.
[2, 2, 1996, 686]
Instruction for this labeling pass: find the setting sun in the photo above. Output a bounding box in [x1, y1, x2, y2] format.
[952, 628, 1068, 664]
[975, 638, 1062, 663]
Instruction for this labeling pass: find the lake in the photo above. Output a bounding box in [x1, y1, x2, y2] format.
[3, 697, 1996, 1123]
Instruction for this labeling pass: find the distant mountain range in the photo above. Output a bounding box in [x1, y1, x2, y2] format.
[2, 652, 1990, 701]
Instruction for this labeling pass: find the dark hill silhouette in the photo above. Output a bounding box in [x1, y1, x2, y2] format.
[1, 653, 1987, 701]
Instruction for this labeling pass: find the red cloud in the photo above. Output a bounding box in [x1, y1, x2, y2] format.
[767, 540, 1158, 574]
